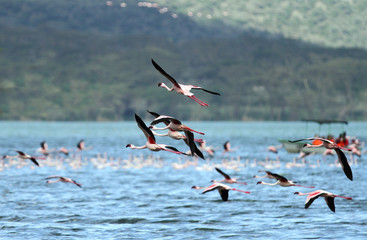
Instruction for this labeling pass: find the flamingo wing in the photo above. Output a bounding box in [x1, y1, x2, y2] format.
[30, 157, 39, 167]
[334, 148, 353, 181]
[215, 167, 231, 180]
[147, 110, 171, 126]
[150, 115, 181, 126]
[191, 86, 220, 95]
[218, 189, 229, 201]
[135, 114, 156, 142]
[324, 196, 335, 212]
[268, 172, 288, 182]
[184, 131, 205, 160]
[305, 191, 323, 209]
[151, 59, 181, 89]
[14, 150, 25, 156]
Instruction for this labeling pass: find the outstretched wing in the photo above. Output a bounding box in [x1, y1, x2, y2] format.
[305, 192, 322, 209]
[150, 115, 181, 126]
[324, 196, 335, 212]
[147, 110, 171, 126]
[191, 86, 220, 96]
[215, 167, 231, 180]
[151, 59, 181, 89]
[45, 175, 61, 180]
[184, 131, 204, 160]
[335, 148, 353, 181]
[135, 114, 156, 142]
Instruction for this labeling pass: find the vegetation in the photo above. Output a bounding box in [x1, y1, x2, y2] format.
[1, 0, 367, 121]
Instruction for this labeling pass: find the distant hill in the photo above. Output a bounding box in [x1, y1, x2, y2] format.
[1, 0, 367, 121]
[2, 0, 366, 48]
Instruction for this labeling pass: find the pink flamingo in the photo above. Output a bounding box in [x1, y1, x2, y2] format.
[12, 150, 40, 167]
[150, 114, 204, 135]
[151, 59, 220, 106]
[212, 167, 247, 185]
[45, 176, 82, 188]
[294, 190, 352, 212]
[192, 183, 250, 201]
[289, 137, 353, 181]
[126, 114, 187, 155]
[255, 171, 314, 188]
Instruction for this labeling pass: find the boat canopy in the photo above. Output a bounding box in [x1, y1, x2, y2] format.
[301, 119, 348, 125]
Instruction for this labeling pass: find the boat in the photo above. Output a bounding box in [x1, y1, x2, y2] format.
[279, 119, 361, 154]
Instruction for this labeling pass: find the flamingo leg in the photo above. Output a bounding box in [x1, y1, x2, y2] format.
[188, 96, 209, 107]
[334, 195, 352, 200]
[162, 148, 184, 155]
[231, 188, 250, 194]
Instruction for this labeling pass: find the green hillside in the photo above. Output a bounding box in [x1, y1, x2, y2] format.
[1, 0, 367, 121]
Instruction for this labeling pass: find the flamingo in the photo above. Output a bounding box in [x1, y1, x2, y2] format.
[12, 150, 40, 167]
[45, 175, 82, 188]
[223, 141, 236, 154]
[255, 170, 314, 188]
[198, 140, 215, 157]
[212, 167, 247, 185]
[150, 114, 204, 135]
[38, 141, 50, 156]
[151, 59, 220, 106]
[289, 137, 353, 181]
[77, 139, 93, 151]
[126, 114, 187, 155]
[192, 183, 250, 201]
[147, 110, 204, 143]
[294, 190, 352, 212]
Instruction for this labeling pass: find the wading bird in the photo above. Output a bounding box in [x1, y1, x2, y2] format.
[289, 137, 353, 181]
[151, 59, 220, 106]
[192, 183, 250, 201]
[212, 167, 247, 185]
[126, 114, 187, 155]
[45, 176, 82, 188]
[294, 190, 352, 212]
[255, 170, 314, 188]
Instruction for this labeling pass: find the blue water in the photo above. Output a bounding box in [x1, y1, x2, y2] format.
[0, 121, 366, 239]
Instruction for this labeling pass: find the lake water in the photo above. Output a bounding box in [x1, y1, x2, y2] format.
[0, 121, 366, 239]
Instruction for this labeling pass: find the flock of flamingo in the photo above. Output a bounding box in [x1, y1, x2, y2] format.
[1, 59, 355, 212]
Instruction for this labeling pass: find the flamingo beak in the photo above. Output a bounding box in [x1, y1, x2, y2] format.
[294, 192, 300, 195]
[125, 144, 131, 148]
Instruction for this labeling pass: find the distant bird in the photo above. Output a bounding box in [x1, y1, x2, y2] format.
[45, 176, 82, 188]
[198, 140, 215, 157]
[192, 183, 250, 201]
[12, 150, 39, 167]
[294, 190, 352, 212]
[39, 141, 49, 156]
[267, 145, 282, 154]
[289, 137, 353, 181]
[151, 59, 220, 106]
[59, 147, 70, 156]
[126, 114, 187, 155]
[255, 170, 314, 188]
[76, 139, 93, 151]
[150, 114, 204, 135]
[223, 141, 236, 154]
[212, 167, 247, 185]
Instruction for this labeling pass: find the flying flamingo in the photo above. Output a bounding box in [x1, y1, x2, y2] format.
[147, 110, 204, 143]
[126, 114, 187, 155]
[192, 183, 250, 201]
[212, 167, 247, 185]
[255, 170, 314, 188]
[12, 150, 40, 167]
[150, 114, 204, 135]
[289, 137, 353, 181]
[45, 176, 82, 188]
[294, 190, 352, 212]
[151, 59, 220, 106]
